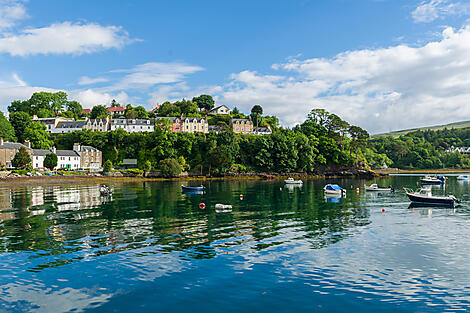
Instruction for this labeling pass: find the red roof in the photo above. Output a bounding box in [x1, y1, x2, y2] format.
[82, 109, 91, 114]
[107, 106, 125, 112]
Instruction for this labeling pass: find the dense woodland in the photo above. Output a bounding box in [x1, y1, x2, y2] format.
[1, 91, 470, 173]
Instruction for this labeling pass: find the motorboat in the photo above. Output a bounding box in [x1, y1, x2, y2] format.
[364, 183, 394, 192]
[100, 185, 112, 196]
[324, 184, 346, 197]
[420, 175, 446, 185]
[457, 175, 470, 180]
[182, 185, 205, 192]
[215, 204, 232, 209]
[284, 177, 303, 184]
[404, 187, 459, 207]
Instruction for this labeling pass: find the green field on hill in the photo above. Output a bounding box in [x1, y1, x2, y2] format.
[373, 120, 470, 138]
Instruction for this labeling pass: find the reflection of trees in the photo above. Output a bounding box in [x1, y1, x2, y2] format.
[0, 180, 371, 271]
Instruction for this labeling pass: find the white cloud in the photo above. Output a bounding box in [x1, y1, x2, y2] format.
[412, 0, 470, 23]
[0, 22, 133, 56]
[106, 62, 204, 91]
[78, 76, 109, 85]
[0, 0, 27, 30]
[218, 25, 470, 133]
[72, 89, 129, 108]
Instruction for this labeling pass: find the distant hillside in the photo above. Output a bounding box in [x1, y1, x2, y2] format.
[373, 120, 470, 138]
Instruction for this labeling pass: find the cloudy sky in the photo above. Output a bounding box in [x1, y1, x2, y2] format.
[0, 0, 470, 133]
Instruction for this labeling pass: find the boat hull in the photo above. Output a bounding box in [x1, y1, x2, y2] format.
[420, 179, 444, 185]
[182, 186, 204, 192]
[406, 193, 455, 207]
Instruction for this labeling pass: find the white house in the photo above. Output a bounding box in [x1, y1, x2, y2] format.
[32, 147, 81, 170]
[110, 118, 154, 133]
[208, 105, 231, 115]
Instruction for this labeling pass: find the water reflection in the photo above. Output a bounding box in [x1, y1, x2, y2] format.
[2, 178, 470, 312]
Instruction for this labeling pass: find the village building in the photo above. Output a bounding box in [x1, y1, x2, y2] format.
[155, 117, 209, 133]
[51, 121, 87, 134]
[73, 143, 102, 170]
[208, 105, 231, 115]
[232, 119, 253, 135]
[83, 118, 110, 132]
[254, 126, 272, 135]
[32, 116, 74, 133]
[110, 118, 154, 133]
[107, 107, 126, 116]
[0, 138, 33, 168]
[32, 147, 81, 170]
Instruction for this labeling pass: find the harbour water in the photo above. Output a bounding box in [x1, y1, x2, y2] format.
[1, 176, 470, 312]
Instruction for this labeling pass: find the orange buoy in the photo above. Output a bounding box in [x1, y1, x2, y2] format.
[199, 202, 206, 210]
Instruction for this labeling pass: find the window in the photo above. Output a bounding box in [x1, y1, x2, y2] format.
[236, 127, 240, 131]
[241, 127, 244, 131]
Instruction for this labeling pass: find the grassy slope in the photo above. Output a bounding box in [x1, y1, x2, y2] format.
[373, 120, 470, 138]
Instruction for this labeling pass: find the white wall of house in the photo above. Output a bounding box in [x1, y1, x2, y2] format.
[33, 155, 45, 169]
[57, 154, 81, 170]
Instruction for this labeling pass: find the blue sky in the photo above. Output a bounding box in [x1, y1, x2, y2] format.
[1, 0, 470, 133]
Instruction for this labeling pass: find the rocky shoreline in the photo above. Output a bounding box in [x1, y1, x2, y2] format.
[0, 167, 379, 184]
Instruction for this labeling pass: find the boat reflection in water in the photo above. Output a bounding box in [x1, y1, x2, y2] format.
[324, 194, 343, 203]
[284, 183, 302, 193]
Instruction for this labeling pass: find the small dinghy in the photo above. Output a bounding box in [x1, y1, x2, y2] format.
[215, 203, 232, 213]
[420, 175, 446, 185]
[404, 187, 459, 207]
[182, 185, 204, 192]
[365, 183, 394, 192]
[457, 175, 470, 181]
[284, 177, 303, 184]
[324, 184, 346, 197]
[100, 185, 112, 196]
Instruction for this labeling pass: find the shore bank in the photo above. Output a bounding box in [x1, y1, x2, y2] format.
[374, 168, 470, 174]
[0, 168, 377, 184]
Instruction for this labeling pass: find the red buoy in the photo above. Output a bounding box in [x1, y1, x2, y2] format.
[240, 194, 243, 200]
[382, 208, 385, 213]
[199, 202, 206, 210]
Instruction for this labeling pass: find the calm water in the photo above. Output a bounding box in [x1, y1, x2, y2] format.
[1, 176, 470, 312]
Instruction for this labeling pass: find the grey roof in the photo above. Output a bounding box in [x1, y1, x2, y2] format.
[123, 159, 137, 165]
[111, 119, 153, 125]
[0, 142, 32, 150]
[56, 150, 80, 157]
[88, 119, 108, 124]
[33, 149, 79, 157]
[254, 127, 272, 132]
[81, 145, 100, 152]
[32, 149, 52, 156]
[56, 121, 87, 129]
[232, 119, 252, 124]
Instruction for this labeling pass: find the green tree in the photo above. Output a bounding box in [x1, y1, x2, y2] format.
[0, 111, 17, 142]
[192, 95, 215, 111]
[9, 111, 31, 143]
[66, 101, 83, 119]
[143, 160, 152, 173]
[103, 160, 113, 172]
[12, 147, 31, 169]
[23, 122, 54, 149]
[251, 105, 263, 131]
[111, 99, 120, 107]
[208, 145, 233, 174]
[44, 153, 58, 170]
[160, 158, 182, 177]
[349, 125, 370, 163]
[90, 105, 109, 119]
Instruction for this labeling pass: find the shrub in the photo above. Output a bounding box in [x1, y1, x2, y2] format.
[12, 147, 31, 169]
[103, 160, 113, 172]
[160, 158, 182, 177]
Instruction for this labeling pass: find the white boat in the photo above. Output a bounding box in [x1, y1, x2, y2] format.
[457, 175, 470, 180]
[364, 183, 394, 192]
[404, 187, 458, 207]
[420, 175, 446, 184]
[215, 204, 232, 209]
[284, 177, 303, 184]
[323, 184, 346, 197]
[100, 185, 112, 196]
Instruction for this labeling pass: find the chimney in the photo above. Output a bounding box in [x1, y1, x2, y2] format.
[24, 140, 31, 148]
[0, 137, 3, 146]
[73, 143, 81, 152]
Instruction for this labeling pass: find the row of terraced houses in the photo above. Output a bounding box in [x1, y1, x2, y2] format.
[33, 107, 271, 135]
[0, 139, 101, 170]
